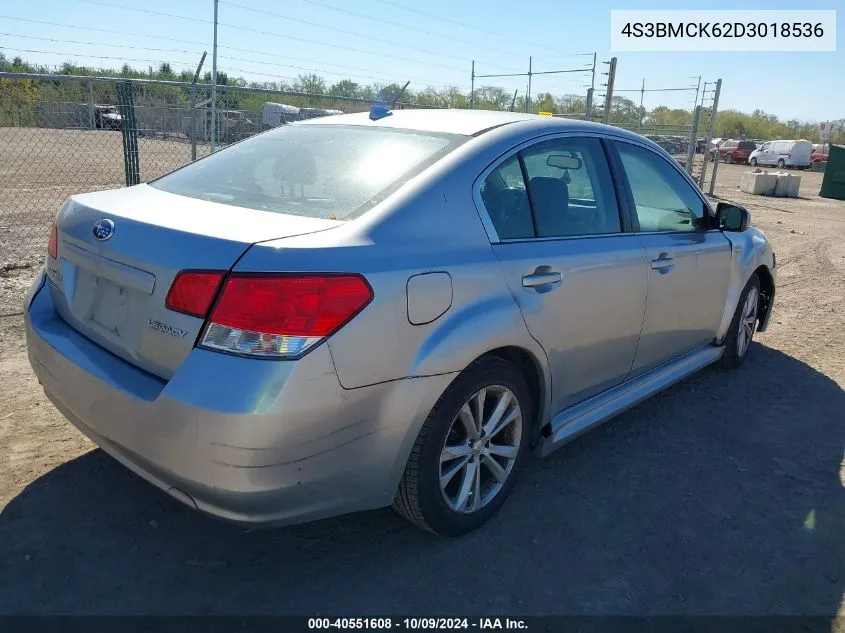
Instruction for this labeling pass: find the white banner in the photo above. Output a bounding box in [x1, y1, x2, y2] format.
[611, 10, 836, 52]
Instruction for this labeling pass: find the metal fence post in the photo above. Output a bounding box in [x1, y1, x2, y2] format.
[116, 81, 141, 186]
[190, 52, 207, 162]
[698, 78, 722, 190]
[470, 60, 475, 110]
[87, 80, 95, 130]
[685, 105, 702, 175]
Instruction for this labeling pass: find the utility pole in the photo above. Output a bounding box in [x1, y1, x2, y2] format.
[601, 57, 617, 125]
[692, 75, 702, 109]
[591, 52, 597, 92]
[638, 78, 645, 132]
[526, 56, 532, 113]
[210, 0, 219, 152]
[470, 60, 475, 109]
[699, 78, 722, 192]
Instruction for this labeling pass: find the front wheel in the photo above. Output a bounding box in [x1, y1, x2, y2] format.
[720, 275, 761, 370]
[750, 158, 757, 166]
[726, 153, 733, 164]
[393, 357, 533, 536]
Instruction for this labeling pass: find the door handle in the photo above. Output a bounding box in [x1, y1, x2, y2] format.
[522, 271, 562, 288]
[650, 256, 675, 270]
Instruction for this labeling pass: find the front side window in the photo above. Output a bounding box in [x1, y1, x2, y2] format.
[615, 142, 708, 233]
[150, 124, 464, 221]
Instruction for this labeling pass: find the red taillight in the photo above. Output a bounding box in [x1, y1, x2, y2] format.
[165, 271, 224, 318]
[47, 222, 58, 259]
[200, 274, 373, 358]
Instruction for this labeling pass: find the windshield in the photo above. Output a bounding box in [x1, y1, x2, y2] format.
[150, 124, 465, 220]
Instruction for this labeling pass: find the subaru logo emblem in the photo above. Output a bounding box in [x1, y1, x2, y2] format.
[92, 219, 115, 241]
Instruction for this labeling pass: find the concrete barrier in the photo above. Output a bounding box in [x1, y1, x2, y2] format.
[740, 171, 778, 195]
[774, 172, 801, 198]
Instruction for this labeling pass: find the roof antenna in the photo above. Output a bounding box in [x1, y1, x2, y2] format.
[369, 81, 411, 121]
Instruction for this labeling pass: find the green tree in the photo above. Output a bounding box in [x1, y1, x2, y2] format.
[293, 73, 327, 95]
[329, 79, 360, 99]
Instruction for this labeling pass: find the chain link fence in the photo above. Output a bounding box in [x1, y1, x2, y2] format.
[1, 70, 721, 266]
[0, 72, 425, 265]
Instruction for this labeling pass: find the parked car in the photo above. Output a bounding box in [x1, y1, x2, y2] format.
[94, 105, 123, 131]
[811, 146, 829, 164]
[25, 110, 776, 536]
[710, 139, 757, 164]
[749, 139, 813, 168]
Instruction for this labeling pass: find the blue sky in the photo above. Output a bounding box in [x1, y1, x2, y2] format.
[1, 0, 841, 121]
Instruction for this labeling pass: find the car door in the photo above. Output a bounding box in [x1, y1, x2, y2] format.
[758, 142, 772, 165]
[477, 135, 648, 412]
[610, 140, 732, 376]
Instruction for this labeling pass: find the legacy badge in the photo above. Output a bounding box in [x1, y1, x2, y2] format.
[146, 319, 187, 338]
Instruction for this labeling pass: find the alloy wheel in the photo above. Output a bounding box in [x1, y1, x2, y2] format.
[737, 286, 759, 358]
[439, 385, 522, 514]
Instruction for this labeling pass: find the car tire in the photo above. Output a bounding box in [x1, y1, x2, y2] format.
[393, 356, 533, 536]
[720, 274, 761, 370]
[777, 159, 785, 168]
[750, 158, 757, 166]
[726, 154, 733, 164]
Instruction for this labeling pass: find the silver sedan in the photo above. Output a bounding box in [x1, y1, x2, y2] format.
[25, 109, 776, 535]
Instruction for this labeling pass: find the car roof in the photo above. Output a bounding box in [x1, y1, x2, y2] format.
[298, 108, 581, 136]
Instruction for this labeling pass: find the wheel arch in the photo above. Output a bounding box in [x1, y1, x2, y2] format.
[754, 265, 775, 332]
[478, 346, 549, 446]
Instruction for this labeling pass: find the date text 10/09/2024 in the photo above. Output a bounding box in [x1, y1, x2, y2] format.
[308, 618, 528, 630]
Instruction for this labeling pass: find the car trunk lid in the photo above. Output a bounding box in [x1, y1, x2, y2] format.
[48, 184, 340, 379]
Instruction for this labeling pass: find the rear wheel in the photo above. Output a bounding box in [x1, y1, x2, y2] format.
[777, 158, 786, 168]
[393, 357, 532, 536]
[720, 274, 761, 370]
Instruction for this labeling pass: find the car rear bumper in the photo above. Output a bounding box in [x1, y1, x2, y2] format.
[25, 271, 455, 525]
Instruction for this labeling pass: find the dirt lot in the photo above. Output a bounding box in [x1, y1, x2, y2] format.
[0, 128, 209, 266]
[1, 162, 844, 617]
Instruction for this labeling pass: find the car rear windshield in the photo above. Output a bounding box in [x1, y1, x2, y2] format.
[738, 141, 757, 150]
[149, 124, 465, 220]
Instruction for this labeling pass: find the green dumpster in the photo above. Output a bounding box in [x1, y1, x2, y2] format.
[820, 144, 845, 200]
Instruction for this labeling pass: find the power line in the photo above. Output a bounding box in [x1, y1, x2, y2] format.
[71, 0, 492, 74]
[0, 15, 447, 83]
[220, 55, 464, 89]
[369, 0, 581, 56]
[291, 0, 531, 61]
[0, 15, 209, 47]
[0, 32, 204, 56]
[219, 0, 521, 72]
[0, 47, 200, 69]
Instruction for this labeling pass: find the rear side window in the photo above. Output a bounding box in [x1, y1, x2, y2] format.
[150, 124, 464, 221]
[738, 141, 757, 151]
[479, 156, 534, 240]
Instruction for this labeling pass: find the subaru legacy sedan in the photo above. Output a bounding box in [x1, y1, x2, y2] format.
[25, 110, 776, 536]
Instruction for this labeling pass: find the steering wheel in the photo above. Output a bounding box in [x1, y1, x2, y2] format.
[490, 187, 529, 227]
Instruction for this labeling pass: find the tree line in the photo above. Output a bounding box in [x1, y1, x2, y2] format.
[1, 54, 841, 143]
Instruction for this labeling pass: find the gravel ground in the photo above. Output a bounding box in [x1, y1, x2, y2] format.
[0, 162, 843, 617]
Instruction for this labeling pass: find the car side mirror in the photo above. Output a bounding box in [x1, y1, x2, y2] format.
[716, 202, 750, 232]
